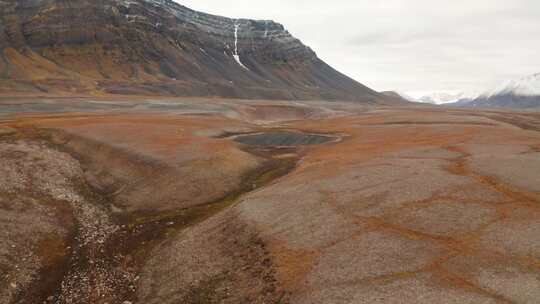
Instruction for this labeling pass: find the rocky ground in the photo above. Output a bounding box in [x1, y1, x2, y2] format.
[0, 98, 539, 303]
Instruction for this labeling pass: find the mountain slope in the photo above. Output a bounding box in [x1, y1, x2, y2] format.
[380, 91, 418, 104]
[0, 0, 385, 102]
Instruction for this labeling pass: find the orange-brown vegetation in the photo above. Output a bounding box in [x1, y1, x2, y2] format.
[0, 99, 539, 303]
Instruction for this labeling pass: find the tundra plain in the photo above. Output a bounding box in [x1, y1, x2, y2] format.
[1, 98, 539, 304]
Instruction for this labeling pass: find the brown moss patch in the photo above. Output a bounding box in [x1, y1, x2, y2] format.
[268, 241, 318, 293]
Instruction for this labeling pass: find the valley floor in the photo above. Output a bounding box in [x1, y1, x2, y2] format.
[1, 98, 539, 303]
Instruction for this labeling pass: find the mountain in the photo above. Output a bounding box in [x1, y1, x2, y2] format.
[486, 73, 540, 97]
[456, 73, 540, 109]
[0, 0, 386, 102]
[417, 91, 478, 105]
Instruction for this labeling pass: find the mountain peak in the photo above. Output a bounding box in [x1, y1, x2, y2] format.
[484, 73, 540, 98]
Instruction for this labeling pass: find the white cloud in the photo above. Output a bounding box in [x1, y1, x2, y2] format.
[176, 0, 540, 93]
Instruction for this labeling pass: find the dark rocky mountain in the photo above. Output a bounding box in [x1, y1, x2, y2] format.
[0, 0, 393, 103]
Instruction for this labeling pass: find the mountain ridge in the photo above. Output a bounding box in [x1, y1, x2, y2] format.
[0, 0, 393, 103]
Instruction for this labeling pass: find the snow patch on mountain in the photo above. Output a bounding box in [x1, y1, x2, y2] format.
[233, 23, 249, 70]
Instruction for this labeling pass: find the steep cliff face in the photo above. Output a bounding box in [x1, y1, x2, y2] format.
[0, 0, 387, 102]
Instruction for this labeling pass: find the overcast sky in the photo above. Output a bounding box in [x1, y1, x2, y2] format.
[178, 0, 540, 97]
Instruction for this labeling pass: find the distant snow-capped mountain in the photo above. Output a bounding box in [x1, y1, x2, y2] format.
[417, 91, 478, 105]
[482, 73, 540, 98]
[452, 73, 540, 109]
